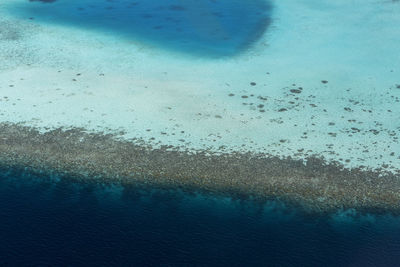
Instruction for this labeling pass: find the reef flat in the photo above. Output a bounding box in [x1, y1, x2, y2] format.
[1, 0, 400, 172]
[1, 123, 399, 214]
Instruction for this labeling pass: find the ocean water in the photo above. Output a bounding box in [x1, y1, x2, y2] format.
[1, 0, 400, 265]
[1, 168, 400, 266]
[11, 0, 272, 57]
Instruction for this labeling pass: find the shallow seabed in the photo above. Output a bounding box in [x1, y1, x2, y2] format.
[0, 0, 400, 226]
[1, 0, 399, 171]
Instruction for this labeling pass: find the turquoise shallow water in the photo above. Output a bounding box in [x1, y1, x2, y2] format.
[1, 168, 400, 266]
[1, 0, 399, 171]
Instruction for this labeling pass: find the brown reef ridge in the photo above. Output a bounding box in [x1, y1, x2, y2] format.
[1, 122, 399, 214]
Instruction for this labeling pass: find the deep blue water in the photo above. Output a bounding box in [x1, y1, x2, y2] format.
[1, 168, 400, 266]
[11, 0, 273, 57]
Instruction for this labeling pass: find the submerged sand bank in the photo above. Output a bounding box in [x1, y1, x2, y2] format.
[1, 123, 399, 214]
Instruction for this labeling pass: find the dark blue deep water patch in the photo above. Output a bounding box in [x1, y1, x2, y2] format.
[13, 0, 273, 57]
[1, 167, 400, 266]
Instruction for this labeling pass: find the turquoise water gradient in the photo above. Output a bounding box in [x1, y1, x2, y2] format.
[15, 0, 273, 57]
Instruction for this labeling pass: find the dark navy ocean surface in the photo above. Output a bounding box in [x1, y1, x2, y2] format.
[1, 167, 400, 266]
